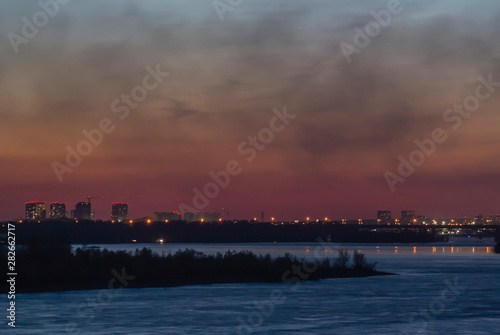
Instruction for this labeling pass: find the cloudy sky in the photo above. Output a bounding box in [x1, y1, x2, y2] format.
[1, 0, 500, 221]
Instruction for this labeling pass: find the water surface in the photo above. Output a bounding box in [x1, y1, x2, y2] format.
[15, 238, 500, 334]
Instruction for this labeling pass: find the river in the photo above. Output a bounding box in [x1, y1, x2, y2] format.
[14, 237, 500, 334]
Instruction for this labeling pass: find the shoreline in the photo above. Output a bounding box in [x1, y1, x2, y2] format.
[1, 239, 393, 294]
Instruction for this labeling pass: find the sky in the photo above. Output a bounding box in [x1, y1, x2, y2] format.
[1, 0, 500, 221]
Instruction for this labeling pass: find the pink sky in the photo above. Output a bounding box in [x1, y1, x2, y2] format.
[1, 1, 500, 220]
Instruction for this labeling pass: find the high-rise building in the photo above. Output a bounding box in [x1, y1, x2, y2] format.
[111, 203, 128, 222]
[50, 202, 66, 219]
[25, 201, 46, 220]
[377, 210, 391, 224]
[401, 209, 415, 224]
[152, 211, 181, 222]
[74, 202, 92, 220]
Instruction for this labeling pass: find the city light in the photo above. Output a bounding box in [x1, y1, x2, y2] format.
[14, 201, 500, 233]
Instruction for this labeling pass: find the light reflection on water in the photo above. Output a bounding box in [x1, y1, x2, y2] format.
[74, 237, 496, 258]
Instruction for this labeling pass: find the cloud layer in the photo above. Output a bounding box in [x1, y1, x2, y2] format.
[1, 0, 500, 220]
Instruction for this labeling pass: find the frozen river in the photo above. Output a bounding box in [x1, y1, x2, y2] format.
[14, 238, 500, 334]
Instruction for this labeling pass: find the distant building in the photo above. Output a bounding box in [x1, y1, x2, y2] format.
[183, 212, 221, 222]
[50, 202, 66, 219]
[111, 203, 128, 222]
[25, 201, 46, 220]
[485, 214, 500, 225]
[152, 211, 181, 222]
[184, 212, 203, 222]
[203, 212, 221, 222]
[401, 209, 415, 224]
[74, 202, 92, 220]
[377, 210, 391, 224]
[416, 215, 428, 225]
[474, 215, 485, 224]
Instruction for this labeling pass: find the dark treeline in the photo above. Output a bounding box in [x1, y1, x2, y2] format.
[0, 237, 390, 293]
[4, 220, 445, 244]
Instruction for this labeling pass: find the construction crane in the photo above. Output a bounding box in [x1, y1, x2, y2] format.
[84, 195, 103, 204]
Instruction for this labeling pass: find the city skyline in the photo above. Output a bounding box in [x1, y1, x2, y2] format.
[19, 198, 500, 222]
